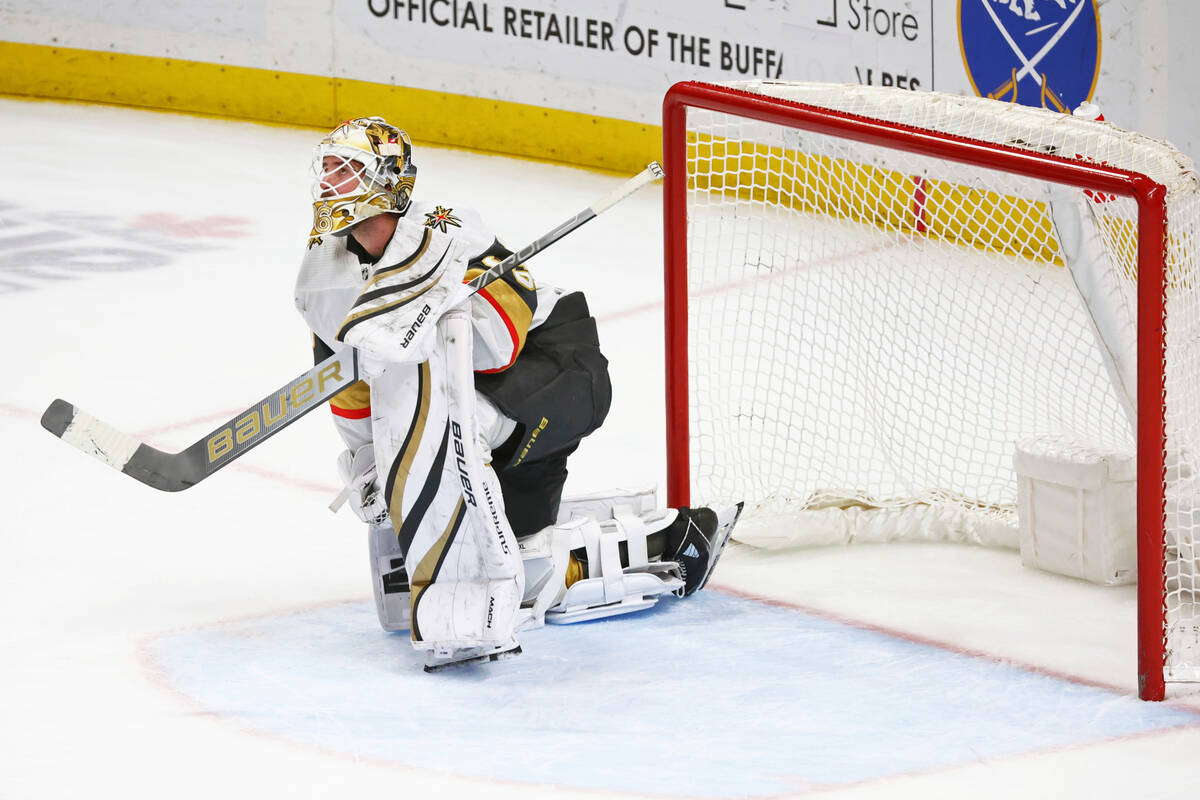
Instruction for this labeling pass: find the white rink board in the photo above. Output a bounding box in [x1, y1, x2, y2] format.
[1, 1, 1198, 158]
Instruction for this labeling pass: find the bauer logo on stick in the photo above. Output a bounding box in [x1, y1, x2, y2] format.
[958, 0, 1100, 113]
[205, 357, 353, 464]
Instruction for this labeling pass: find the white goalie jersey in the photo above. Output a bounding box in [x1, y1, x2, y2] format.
[294, 200, 566, 452]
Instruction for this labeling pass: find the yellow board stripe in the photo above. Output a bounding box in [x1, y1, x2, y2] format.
[688, 133, 1064, 265]
[0, 41, 658, 174]
[5, 43, 1142, 273]
[689, 134, 1166, 285]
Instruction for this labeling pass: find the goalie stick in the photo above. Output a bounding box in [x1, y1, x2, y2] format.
[41, 161, 666, 492]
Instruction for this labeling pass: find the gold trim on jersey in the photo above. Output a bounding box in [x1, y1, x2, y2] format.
[409, 495, 467, 642]
[330, 379, 371, 412]
[386, 361, 433, 531]
[465, 266, 534, 363]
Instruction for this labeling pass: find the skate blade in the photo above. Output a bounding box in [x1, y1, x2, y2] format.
[423, 644, 522, 673]
[697, 501, 744, 592]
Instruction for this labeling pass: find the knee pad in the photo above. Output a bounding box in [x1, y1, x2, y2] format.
[556, 484, 658, 523]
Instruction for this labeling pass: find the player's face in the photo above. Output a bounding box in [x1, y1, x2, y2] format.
[319, 156, 366, 198]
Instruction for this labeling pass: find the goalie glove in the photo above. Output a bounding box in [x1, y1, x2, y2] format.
[332, 444, 389, 524]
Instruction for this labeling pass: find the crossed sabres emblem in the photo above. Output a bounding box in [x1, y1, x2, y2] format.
[960, 0, 1100, 113]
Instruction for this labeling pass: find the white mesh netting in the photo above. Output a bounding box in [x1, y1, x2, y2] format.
[678, 81, 1200, 683]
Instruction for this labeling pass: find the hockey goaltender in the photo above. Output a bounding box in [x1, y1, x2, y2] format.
[294, 116, 742, 671]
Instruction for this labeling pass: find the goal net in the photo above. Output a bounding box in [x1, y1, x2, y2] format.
[662, 80, 1200, 700]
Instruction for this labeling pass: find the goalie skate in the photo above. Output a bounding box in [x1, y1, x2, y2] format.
[520, 508, 690, 627]
[665, 503, 744, 595]
[546, 564, 684, 624]
[423, 639, 522, 673]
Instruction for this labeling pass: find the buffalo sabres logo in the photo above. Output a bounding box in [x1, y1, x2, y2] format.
[958, 0, 1101, 113]
[424, 206, 462, 233]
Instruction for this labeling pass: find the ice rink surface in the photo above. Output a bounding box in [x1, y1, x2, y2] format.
[3, 97, 1200, 799]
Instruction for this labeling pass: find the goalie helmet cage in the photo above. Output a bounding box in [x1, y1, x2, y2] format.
[662, 80, 1200, 701]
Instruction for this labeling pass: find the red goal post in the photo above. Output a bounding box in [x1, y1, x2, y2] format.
[662, 80, 1178, 700]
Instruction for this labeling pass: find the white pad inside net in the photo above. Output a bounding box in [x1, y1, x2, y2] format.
[679, 81, 1200, 681]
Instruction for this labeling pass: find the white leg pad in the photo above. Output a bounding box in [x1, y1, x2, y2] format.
[519, 510, 684, 628]
[411, 577, 523, 651]
[556, 484, 658, 523]
[368, 521, 411, 632]
[622, 513, 650, 567]
[391, 310, 525, 658]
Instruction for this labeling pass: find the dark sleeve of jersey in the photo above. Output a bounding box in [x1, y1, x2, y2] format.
[474, 290, 611, 468]
[313, 333, 371, 420]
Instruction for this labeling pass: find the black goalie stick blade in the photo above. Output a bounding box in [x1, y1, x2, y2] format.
[41, 399, 204, 491]
[41, 351, 359, 492]
[39, 398, 77, 438]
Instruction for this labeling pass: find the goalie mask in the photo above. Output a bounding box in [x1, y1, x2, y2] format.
[310, 117, 417, 242]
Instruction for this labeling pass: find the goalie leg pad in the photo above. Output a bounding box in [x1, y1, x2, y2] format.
[556, 483, 658, 524]
[517, 501, 746, 626]
[404, 310, 525, 655]
[368, 521, 410, 632]
[412, 571, 524, 650]
[520, 509, 685, 626]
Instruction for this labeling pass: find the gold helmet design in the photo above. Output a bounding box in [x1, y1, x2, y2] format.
[309, 117, 417, 243]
